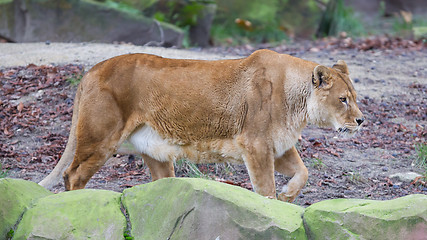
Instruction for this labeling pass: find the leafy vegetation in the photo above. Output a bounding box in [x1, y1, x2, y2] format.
[316, 0, 364, 37]
[67, 73, 83, 86]
[87, 0, 427, 46]
[103, 0, 142, 16]
[212, 0, 286, 44]
[123, 229, 134, 240]
[6, 229, 14, 239]
[393, 13, 427, 39]
[152, 1, 207, 28]
[212, 0, 322, 45]
[0, 163, 8, 178]
[95, 0, 324, 45]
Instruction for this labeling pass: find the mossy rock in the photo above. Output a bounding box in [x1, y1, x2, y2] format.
[122, 177, 306, 240]
[0, 178, 52, 239]
[0, 0, 183, 46]
[304, 194, 427, 240]
[13, 189, 126, 240]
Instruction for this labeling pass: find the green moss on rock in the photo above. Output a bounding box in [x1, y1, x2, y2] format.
[304, 194, 427, 240]
[0, 178, 52, 239]
[13, 189, 126, 240]
[122, 177, 306, 240]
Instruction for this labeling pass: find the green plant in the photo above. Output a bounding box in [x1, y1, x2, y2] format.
[0, 163, 8, 178]
[123, 229, 133, 240]
[145, 0, 212, 47]
[211, 0, 291, 45]
[392, 16, 412, 36]
[344, 169, 365, 184]
[309, 158, 325, 170]
[316, 0, 365, 37]
[414, 143, 427, 179]
[6, 229, 14, 239]
[221, 163, 236, 176]
[103, 0, 141, 15]
[175, 159, 211, 179]
[67, 73, 83, 86]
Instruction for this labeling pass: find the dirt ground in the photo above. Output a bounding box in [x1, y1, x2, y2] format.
[1, 41, 426, 206]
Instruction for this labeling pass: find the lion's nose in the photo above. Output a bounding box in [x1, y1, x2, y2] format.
[356, 117, 365, 126]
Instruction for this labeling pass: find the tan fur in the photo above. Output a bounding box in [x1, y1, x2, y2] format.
[39, 49, 364, 202]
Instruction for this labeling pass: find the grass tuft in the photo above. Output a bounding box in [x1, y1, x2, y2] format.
[0, 163, 8, 178]
[414, 143, 427, 179]
[67, 73, 83, 86]
[175, 159, 211, 179]
[309, 158, 325, 170]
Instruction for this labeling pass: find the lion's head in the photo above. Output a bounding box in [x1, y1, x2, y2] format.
[307, 60, 364, 136]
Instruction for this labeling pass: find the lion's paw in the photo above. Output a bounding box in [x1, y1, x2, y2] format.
[277, 185, 297, 202]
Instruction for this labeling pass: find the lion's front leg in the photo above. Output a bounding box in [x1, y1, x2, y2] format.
[275, 146, 308, 202]
[242, 138, 276, 198]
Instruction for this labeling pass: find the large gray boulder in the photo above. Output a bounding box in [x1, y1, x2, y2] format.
[13, 189, 127, 239]
[121, 177, 307, 240]
[0, 178, 52, 239]
[303, 194, 427, 240]
[0, 0, 183, 47]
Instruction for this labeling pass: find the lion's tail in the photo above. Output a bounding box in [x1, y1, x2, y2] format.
[39, 82, 83, 190]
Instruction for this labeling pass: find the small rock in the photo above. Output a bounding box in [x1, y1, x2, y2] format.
[389, 172, 422, 183]
[354, 78, 360, 83]
[343, 190, 354, 195]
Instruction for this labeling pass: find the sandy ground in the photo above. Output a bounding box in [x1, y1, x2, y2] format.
[0, 42, 236, 68]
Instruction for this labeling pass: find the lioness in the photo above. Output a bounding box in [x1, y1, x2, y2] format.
[39, 49, 364, 202]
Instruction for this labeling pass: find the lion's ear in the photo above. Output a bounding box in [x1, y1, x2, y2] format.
[332, 60, 349, 75]
[312, 65, 331, 88]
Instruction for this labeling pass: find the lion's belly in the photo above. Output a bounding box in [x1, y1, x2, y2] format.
[127, 125, 244, 164]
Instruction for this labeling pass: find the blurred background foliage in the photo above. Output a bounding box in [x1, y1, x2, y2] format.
[93, 0, 427, 46]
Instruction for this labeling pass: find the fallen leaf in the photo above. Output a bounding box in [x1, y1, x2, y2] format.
[17, 102, 24, 112]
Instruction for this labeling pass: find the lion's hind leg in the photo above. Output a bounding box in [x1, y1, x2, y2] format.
[39, 83, 82, 190]
[274, 146, 308, 202]
[63, 92, 128, 190]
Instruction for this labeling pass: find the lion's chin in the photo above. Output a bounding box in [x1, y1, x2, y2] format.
[336, 126, 360, 137]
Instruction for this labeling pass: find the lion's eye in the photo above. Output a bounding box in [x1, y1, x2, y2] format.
[339, 97, 347, 103]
